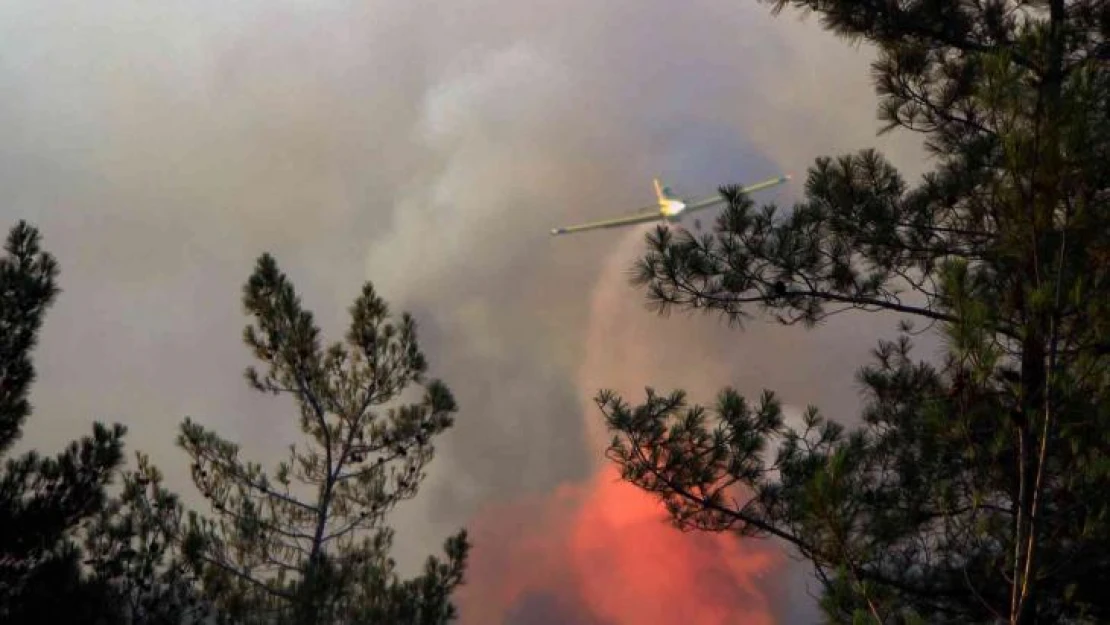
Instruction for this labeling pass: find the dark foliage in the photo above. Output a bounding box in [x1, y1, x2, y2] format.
[599, 2, 1110, 623]
[0, 222, 127, 624]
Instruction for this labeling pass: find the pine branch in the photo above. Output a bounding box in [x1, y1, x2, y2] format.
[195, 551, 294, 601]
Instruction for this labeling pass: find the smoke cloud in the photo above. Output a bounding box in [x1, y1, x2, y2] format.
[2, 0, 927, 622]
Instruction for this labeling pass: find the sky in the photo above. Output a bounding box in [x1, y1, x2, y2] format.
[2, 1, 928, 622]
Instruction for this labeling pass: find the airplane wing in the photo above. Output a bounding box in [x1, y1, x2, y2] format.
[549, 174, 790, 237]
[681, 174, 791, 213]
[550, 210, 662, 236]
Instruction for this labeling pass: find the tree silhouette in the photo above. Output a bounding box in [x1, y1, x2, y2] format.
[599, 2, 1110, 622]
[178, 253, 469, 625]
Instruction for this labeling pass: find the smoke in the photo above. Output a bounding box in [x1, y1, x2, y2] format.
[2, 0, 927, 622]
[453, 229, 889, 623]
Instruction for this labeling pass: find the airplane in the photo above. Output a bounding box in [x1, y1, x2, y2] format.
[549, 173, 791, 236]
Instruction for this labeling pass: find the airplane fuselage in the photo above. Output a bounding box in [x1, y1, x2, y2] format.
[660, 199, 686, 217]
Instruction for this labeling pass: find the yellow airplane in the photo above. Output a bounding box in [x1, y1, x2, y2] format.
[550, 173, 791, 236]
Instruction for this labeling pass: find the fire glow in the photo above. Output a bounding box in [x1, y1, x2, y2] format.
[460, 464, 781, 625]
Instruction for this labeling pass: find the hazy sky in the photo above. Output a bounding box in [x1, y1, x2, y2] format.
[2, 1, 928, 622]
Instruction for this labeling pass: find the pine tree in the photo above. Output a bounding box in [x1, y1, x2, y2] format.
[0, 221, 130, 624]
[82, 451, 215, 624]
[176, 253, 469, 625]
[597, 2, 1110, 623]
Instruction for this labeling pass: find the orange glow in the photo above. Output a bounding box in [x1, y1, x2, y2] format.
[459, 465, 781, 625]
[569, 465, 779, 625]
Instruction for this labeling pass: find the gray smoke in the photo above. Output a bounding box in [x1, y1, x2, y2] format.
[1, 1, 927, 622]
